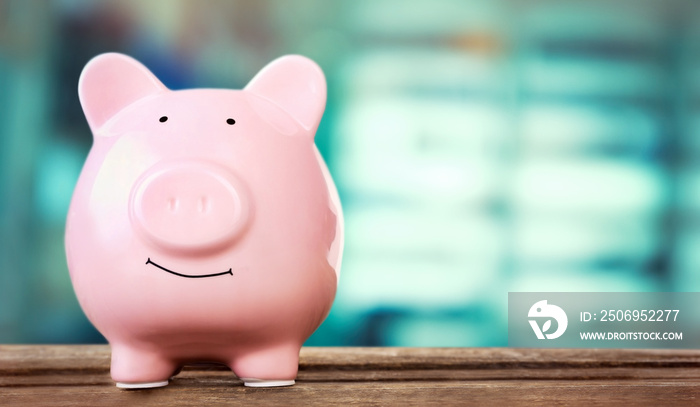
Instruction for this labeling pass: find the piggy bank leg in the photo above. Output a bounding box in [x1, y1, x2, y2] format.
[110, 346, 178, 389]
[232, 345, 299, 387]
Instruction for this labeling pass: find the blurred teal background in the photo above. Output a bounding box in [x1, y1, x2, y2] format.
[1, 0, 699, 346]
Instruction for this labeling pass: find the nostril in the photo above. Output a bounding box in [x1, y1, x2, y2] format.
[197, 196, 210, 214]
[167, 197, 179, 212]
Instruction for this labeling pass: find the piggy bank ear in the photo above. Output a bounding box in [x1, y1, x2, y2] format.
[245, 55, 327, 134]
[79, 53, 166, 131]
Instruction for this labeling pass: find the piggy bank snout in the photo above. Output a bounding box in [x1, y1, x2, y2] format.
[130, 162, 250, 253]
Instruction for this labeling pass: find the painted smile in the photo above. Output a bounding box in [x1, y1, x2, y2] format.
[146, 258, 233, 279]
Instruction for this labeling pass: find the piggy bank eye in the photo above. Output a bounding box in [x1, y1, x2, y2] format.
[226, 118, 236, 125]
[159, 116, 168, 123]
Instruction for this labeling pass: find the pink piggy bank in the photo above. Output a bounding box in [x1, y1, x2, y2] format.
[65, 53, 343, 389]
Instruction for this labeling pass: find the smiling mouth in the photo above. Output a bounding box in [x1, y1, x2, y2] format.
[146, 258, 233, 279]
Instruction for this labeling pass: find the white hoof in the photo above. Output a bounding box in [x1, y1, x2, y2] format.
[116, 380, 169, 389]
[241, 378, 295, 387]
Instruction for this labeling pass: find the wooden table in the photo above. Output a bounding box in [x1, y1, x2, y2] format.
[2, 346, 700, 406]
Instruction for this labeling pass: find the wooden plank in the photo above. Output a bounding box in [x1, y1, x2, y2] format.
[3, 380, 700, 406]
[4, 346, 700, 371]
[1, 346, 700, 406]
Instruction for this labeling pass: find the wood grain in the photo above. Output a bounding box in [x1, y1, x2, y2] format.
[2, 346, 700, 406]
